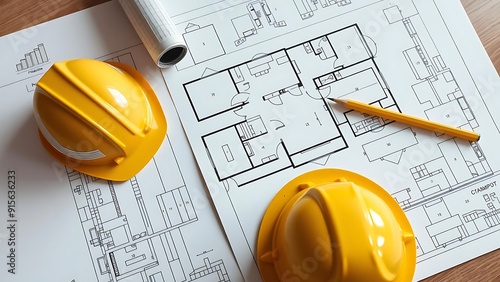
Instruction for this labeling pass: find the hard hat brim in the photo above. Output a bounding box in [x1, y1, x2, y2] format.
[257, 168, 416, 282]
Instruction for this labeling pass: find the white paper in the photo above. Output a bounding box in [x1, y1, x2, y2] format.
[0, 2, 243, 281]
[160, 0, 500, 281]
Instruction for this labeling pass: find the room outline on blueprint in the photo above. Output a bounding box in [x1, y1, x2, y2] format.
[161, 0, 500, 280]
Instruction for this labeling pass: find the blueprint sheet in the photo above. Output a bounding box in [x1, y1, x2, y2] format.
[160, 0, 500, 281]
[0, 2, 243, 281]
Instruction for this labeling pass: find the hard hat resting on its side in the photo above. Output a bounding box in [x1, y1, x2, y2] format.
[257, 168, 416, 282]
[33, 58, 167, 181]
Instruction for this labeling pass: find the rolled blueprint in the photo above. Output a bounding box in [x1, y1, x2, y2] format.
[118, 0, 187, 68]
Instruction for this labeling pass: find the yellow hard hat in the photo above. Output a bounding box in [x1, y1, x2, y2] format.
[257, 169, 416, 282]
[33, 59, 167, 181]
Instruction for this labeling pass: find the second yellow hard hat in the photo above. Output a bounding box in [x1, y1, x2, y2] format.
[257, 168, 416, 282]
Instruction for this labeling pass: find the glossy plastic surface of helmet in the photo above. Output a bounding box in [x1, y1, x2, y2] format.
[257, 169, 416, 282]
[33, 59, 167, 181]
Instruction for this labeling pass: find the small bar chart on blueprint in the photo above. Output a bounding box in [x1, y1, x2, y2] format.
[16, 43, 49, 71]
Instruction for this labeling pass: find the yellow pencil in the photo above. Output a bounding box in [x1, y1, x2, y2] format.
[329, 98, 480, 142]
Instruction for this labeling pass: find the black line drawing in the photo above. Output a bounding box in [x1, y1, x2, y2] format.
[392, 139, 490, 209]
[362, 127, 418, 163]
[190, 258, 230, 281]
[16, 43, 49, 71]
[183, 23, 226, 65]
[25, 81, 36, 92]
[184, 24, 402, 186]
[106, 53, 137, 68]
[170, 0, 374, 72]
[383, 5, 404, 24]
[375, 6, 500, 262]
[232, 0, 286, 47]
[67, 137, 231, 282]
[293, 0, 353, 20]
[399, 180, 500, 262]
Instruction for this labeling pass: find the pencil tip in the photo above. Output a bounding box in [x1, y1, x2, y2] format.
[327, 97, 345, 104]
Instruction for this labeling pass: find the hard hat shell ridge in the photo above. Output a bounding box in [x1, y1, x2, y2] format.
[33, 58, 167, 181]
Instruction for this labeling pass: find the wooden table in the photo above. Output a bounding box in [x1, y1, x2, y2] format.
[1, 0, 499, 281]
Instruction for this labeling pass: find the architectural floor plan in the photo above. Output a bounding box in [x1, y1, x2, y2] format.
[0, 3, 243, 281]
[162, 0, 500, 280]
[66, 137, 232, 282]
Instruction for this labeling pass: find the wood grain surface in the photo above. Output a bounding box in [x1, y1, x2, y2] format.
[0, 0, 499, 281]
